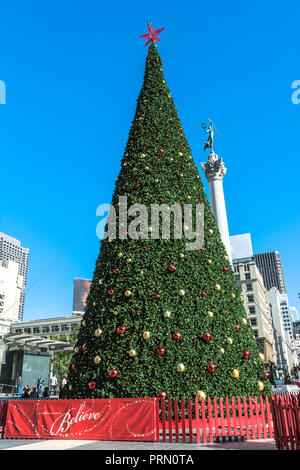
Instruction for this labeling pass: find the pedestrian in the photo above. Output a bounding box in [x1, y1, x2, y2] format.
[50, 375, 57, 395]
[30, 385, 39, 399]
[17, 376, 23, 396]
[59, 375, 68, 398]
[21, 384, 30, 399]
[42, 387, 50, 398]
[37, 376, 45, 394]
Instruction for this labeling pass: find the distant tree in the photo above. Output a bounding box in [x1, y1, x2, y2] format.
[49, 326, 80, 385]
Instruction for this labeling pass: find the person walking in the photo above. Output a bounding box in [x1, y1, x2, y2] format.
[17, 376, 23, 396]
[21, 384, 30, 399]
[50, 375, 57, 395]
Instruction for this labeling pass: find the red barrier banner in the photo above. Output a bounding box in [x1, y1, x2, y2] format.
[4, 398, 158, 441]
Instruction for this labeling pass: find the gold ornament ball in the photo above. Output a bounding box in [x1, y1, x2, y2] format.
[143, 331, 151, 340]
[99, 279, 103, 285]
[179, 173, 184, 177]
[178, 289, 185, 296]
[208, 311, 214, 318]
[179, 253, 185, 259]
[215, 284, 221, 291]
[187, 195, 191, 200]
[259, 353, 265, 362]
[140, 153, 145, 159]
[113, 311, 118, 316]
[118, 253, 123, 258]
[128, 349, 137, 357]
[82, 320, 86, 326]
[258, 381, 264, 391]
[94, 355, 101, 365]
[127, 258, 132, 263]
[147, 226, 152, 233]
[125, 290, 132, 297]
[227, 337, 233, 345]
[209, 229, 214, 234]
[196, 390, 206, 400]
[232, 369, 240, 378]
[207, 259, 212, 264]
[242, 318, 247, 325]
[69, 385, 72, 391]
[178, 152, 183, 156]
[164, 311, 171, 318]
[231, 293, 236, 299]
[95, 328, 102, 337]
[177, 363, 185, 373]
[224, 255, 229, 261]
[220, 348, 225, 354]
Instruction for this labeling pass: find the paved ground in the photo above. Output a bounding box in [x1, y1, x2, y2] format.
[0, 438, 276, 450]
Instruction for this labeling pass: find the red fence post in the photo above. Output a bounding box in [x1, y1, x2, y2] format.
[187, 398, 193, 443]
[225, 396, 232, 441]
[181, 398, 186, 443]
[194, 397, 200, 443]
[161, 398, 167, 443]
[201, 396, 207, 444]
[213, 397, 220, 442]
[207, 397, 214, 443]
[174, 398, 180, 443]
[168, 398, 173, 443]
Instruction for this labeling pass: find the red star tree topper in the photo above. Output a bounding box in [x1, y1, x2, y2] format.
[140, 22, 165, 46]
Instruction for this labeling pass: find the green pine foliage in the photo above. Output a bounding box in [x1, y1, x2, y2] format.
[63, 43, 271, 400]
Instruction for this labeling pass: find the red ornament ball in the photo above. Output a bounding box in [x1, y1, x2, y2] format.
[156, 347, 165, 356]
[158, 148, 164, 154]
[153, 293, 160, 299]
[172, 331, 182, 341]
[203, 332, 212, 342]
[200, 248, 205, 253]
[109, 369, 118, 378]
[117, 325, 127, 335]
[264, 371, 270, 381]
[108, 289, 115, 296]
[235, 324, 241, 331]
[207, 363, 216, 373]
[157, 391, 167, 400]
[223, 267, 228, 273]
[201, 291, 207, 297]
[168, 265, 176, 272]
[88, 381, 96, 390]
[242, 350, 250, 359]
[82, 344, 88, 351]
[71, 364, 76, 370]
[113, 269, 119, 275]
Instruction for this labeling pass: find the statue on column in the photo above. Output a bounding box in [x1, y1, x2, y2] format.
[202, 119, 220, 153]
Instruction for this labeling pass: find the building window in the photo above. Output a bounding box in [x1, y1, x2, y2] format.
[253, 329, 258, 337]
[24, 328, 31, 334]
[244, 264, 250, 271]
[245, 273, 251, 280]
[33, 327, 40, 334]
[246, 283, 253, 291]
[61, 325, 70, 331]
[42, 326, 50, 333]
[247, 295, 254, 303]
[249, 306, 256, 315]
[250, 318, 257, 326]
[234, 265, 240, 273]
[51, 325, 59, 332]
[235, 274, 240, 281]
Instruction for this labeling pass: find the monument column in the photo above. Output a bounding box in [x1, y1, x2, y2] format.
[201, 150, 232, 263]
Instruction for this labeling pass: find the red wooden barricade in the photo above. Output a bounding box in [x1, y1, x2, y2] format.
[270, 393, 300, 450]
[158, 395, 275, 443]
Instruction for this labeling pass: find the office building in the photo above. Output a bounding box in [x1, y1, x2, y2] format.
[0, 260, 23, 327]
[0, 233, 29, 321]
[254, 251, 286, 294]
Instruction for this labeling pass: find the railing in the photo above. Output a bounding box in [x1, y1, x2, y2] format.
[270, 393, 300, 450]
[0, 384, 18, 395]
[158, 396, 274, 443]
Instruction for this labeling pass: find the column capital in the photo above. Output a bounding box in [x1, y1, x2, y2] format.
[200, 151, 227, 182]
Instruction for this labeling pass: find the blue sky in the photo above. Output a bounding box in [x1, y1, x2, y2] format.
[1, 0, 299, 320]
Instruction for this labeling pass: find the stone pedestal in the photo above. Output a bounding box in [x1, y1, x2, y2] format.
[201, 151, 232, 263]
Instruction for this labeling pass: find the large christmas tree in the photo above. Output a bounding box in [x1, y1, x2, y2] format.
[64, 29, 271, 399]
